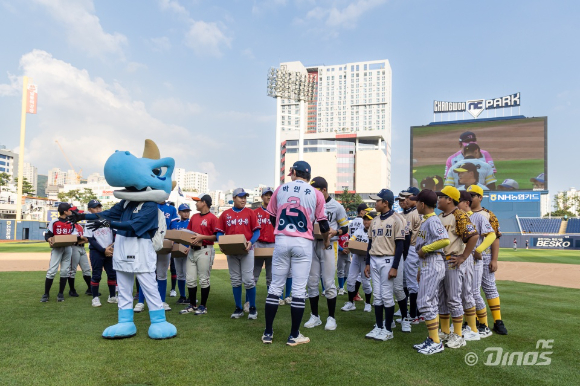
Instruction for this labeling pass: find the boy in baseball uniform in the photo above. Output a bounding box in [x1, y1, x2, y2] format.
[216, 188, 261, 320]
[402, 188, 423, 324]
[262, 161, 329, 346]
[169, 204, 192, 305]
[467, 185, 507, 335]
[411, 190, 450, 355]
[68, 212, 93, 298]
[363, 189, 405, 342]
[435, 186, 479, 349]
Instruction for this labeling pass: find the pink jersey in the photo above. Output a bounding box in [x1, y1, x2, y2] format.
[445, 148, 495, 175]
[266, 180, 327, 240]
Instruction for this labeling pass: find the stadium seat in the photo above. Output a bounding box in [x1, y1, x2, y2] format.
[519, 218, 562, 234]
[565, 218, 580, 234]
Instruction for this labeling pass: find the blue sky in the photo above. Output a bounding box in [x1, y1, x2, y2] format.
[0, 0, 578, 197]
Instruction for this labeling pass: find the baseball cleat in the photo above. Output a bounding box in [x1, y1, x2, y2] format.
[374, 328, 394, 341]
[169, 289, 177, 297]
[325, 317, 337, 331]
[286, 333, 310, 346]
[194, 305, 207, 315]
[163, 302, 172, 311]
[410, 316, 421, 325]
[304, 314, 322, 328]
[363, 303, 372, 312]
[40, 294, 49, 303]
[338, 288, 345, 296]
[176, 297, 188, 305]
[92, 297, 102, 307]
[341, 302, 356, 312]
[134, 302, 145, 313]
[401, 317, 412, 333]
[493, 320, 508, 335]
[438, 331, 450, 342]
[463, 327, 481, 341]
[262, 333, 273, 344]
[57, 293, 65, 302]
[365, 325, 382, 339]
[353, 293, 363, 302]
[284, 296, 292, 305]
[69, 290, 79, 297]
[445, 333, 466, 349]
[394, 309, 402, 317]
[413, 337, 432, 350]
[478, 324, 492, 338]
[418, 338, 445, 355]
[243, 301, 250, 313]
[84, 289, 92, 296]
[248, 307, 258, 320]
[391, 320, 396, 329]
[108, 296, 118, 304]
[180, 305, 196, 314]
[230, 308, 244, 319]
[279, 299, 286, 306]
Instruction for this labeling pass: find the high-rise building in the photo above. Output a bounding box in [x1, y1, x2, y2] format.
[0, 146, 18, 182]
[183, 171, 208, 193]
[22, 162, 38, 194]
[86, 172, 106, 184]
[174, 168, 186, 189]
[48, 168, 66, 186]
[273, 60, 392, 199]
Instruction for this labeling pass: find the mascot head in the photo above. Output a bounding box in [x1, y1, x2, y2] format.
[104, 139, 175, 202]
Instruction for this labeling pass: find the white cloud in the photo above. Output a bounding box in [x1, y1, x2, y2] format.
[33, 0, 127, 58]
[158, 0, 189, 17]
[6, 50, 217, 178]
[0, 73, 19, 96]
[126, 62, 148, 73]
[300, 0, 387, 35]
[252, 0, 287, 15]
[184, 20, 231, 57]
[150, 97, 203, 118]
[149, 37, 172, 52]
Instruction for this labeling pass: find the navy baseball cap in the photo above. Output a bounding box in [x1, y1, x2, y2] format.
[288, 160, 311, 176]
[460, 131, 477, 143]
[58, 202, 72, 212]
[233, 188, 249, 198]
[356, 203, 369, 213]
[262, 187, 274, 196]
[87, 199, 102, 209]
[401, 187, 420, 197]
[178, 203, 191, 211]
[369, 189, 394, 205]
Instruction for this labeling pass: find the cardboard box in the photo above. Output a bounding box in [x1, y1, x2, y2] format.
[51, 234, 78, 248]
[347, 240, 369, 256]
[171, 243, 189, 258]
[159, 240, 173, 254]
[254, 247, 275, 258]
[165, 229, 195, 245]
[218, 234, 248, 255]
[313, 223, 324, 240]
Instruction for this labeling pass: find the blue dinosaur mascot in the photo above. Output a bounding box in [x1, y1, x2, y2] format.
[71, 139, 177, 339]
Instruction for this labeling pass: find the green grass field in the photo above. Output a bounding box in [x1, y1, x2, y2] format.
[0, 270, 578, 385]
[413, 159, 544, 191]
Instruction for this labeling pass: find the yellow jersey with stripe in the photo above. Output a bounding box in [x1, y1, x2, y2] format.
[438, 208, 479, 256]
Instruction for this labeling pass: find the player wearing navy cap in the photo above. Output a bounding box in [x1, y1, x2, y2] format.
[85, 200, 117, 307]
[216, 188, 261, 320]
[364, 189, 405, 341]
[169, 203, 192, 305]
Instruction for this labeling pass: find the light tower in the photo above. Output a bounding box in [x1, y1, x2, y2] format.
[267, 67, 316, 186]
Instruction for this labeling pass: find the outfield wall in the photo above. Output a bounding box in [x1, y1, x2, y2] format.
[0, 220, 47, 241]
[499, 234, 580, 249]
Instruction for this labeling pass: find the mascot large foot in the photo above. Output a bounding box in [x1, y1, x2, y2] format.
[148, 309, 177, 340]
[102, 309, 137, 339]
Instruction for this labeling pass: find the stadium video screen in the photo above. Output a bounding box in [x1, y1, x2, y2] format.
[410, 117, 547, 192]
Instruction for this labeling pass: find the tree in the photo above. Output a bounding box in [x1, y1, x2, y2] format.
[56, 188, 97, 206]
[337, 187, 363, 213]
[13, 177, 35, 196]
[0, 172, 10, 193]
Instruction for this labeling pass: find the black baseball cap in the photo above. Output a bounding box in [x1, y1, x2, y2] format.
[310, 176, 328, 190]
[463, 143, 480, 154]
[409, 189, 437, 208]
[356, 203, 369, 213]
[459, 190, 472, 203]
[369, 189, 394, 205]
[460, 131, 477, 143]
[288, 160, 311, 176]
[58, 202, 72, 213]
[87, 199, 102, 209]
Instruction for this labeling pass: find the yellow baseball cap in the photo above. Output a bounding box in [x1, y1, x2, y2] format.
[436, 186, 460, 201]
[467, 185, 484, 196]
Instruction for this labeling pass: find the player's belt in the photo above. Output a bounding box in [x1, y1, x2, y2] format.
[445, 254, 461, 260]
[192, 245, 210, 251]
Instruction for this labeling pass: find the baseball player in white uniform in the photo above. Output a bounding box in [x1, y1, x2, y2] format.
[304, 177, 349, 331]
[262, 161, 329, 346]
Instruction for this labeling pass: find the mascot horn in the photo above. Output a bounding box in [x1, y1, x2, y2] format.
[71, 139, 177, 339]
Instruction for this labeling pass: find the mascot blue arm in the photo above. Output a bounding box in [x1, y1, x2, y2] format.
[83, 140, 177, 341]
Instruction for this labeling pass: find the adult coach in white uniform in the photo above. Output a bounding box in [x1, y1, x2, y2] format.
[304, 177, 349, 331]
[262, 161, 329, 346]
